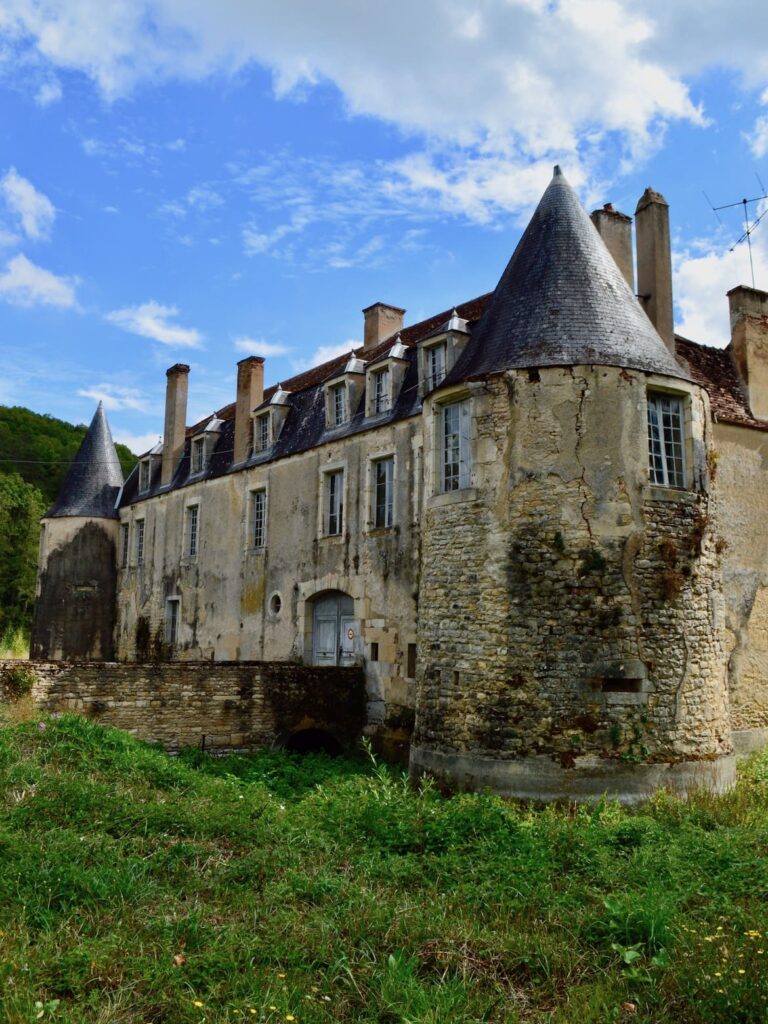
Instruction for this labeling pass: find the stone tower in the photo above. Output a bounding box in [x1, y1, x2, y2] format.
[411, 168, 732, 803]
[30, 403, 124, 660]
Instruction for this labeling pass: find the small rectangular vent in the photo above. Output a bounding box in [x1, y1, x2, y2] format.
[601, 678, 642, 694]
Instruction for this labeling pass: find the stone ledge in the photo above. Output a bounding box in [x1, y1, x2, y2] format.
[409, 745, 736, 806]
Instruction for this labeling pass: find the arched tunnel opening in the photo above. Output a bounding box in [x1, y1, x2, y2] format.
[283, 728, 343, 756]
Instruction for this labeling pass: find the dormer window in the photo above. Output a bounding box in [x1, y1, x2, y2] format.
[255, 412, 271, 453]
[426, 343, 446, 391]
[372, 367, 390, 414]
[191, 436, 206, 475]
[331, 383, 347, 426]
[138, 459, 151, 494]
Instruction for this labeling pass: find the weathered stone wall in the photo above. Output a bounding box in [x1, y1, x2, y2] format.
[3, 660, 365, 753]
[31, 517, 118, 661]
[713, 422, 768, 745]
[412, 366, 733, 801]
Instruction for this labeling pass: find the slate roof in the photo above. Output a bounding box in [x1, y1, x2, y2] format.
[445, 166, 688, 386]
[47, 403, 124, 519]
[676, 336, 768, 431]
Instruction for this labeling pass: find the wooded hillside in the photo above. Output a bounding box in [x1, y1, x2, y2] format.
[0, 405, 137, 645]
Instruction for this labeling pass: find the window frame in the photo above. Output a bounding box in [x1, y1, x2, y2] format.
[166, 597, 180, 648]
[372, 366, 391, 415]
[185, 502, 200, 559]
[371, 455, 394, 529]
[324, 468, 345, 536]
[138, 459, 151, 494]
[190, 436, 206, 475]
[440, 397, 472, 493]
[254, 411, 271, 453]
[330, 382, 348, 427]
[647, 390, 688, 489]
[425, 341, 447, 392]
[135, 518, 145, 566]
[250, 488, 267, 550]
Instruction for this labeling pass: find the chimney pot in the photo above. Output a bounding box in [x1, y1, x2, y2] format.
[635, 187, 675, 354]
[161, 364, 190, 486]
[728, 285, 768, 420]
[362, 302, 406, 352]
[234, 355, 265, 464]
[590, 204, 634, 290]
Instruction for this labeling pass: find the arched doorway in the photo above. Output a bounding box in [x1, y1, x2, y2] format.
[311, 590, 356, 667]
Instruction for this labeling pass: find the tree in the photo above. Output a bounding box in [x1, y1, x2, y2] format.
[0, 473, 47, 638]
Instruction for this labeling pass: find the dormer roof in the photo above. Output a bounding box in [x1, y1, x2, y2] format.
[447, 166, 688, 385]
[422, 310, 470, 342]
[46, 403, 124, 519]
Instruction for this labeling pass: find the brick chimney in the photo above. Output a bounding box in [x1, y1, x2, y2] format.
[728, 285, 768, 420]
[635, 187, 675, 355]
[363, 302, 406, 352]
[590, 203, 634, 290]
[234, 356, 265, 464]
[162, 364, 190, 487]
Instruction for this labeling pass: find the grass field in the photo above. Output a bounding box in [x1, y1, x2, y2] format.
[1, 715, 768, 1023]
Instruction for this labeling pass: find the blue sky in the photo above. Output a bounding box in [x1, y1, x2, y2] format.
[0, 1, 767, 454]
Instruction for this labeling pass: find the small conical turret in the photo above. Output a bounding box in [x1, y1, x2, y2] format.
[46, 403, 124, 518]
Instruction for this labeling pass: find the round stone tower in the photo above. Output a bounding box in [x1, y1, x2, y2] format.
[31, 403, 124, 661]
[410, 168, 732, 803]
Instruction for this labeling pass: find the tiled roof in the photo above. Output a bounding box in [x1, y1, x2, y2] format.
[46, 403, 124, 519]
[445, 166, 688, 386]
[676, 336, 768, 431]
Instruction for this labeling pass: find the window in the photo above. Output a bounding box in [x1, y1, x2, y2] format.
[191, 436, 206, 474]
[372, 456, 394, 528]
[135, 519, 145, 566]
[255, 413, 270, 452]
[426, 343, 446, 391]
[372, 367, 390, 414]
[138, 459, 151, 493]
[647, 392, 686, 488]
[251, 489, 267, 549]
[370, 641, 379, 662]
[120, 523, 129, 567]
[325, 469, 344, 536]
[166, 598, 180, 647]
[331, 383, 347, 427]
[441, 399, 471, 492]
[186, 504, 199, 558]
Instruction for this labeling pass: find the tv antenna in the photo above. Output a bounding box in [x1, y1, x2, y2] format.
[704, 174, 768, 289]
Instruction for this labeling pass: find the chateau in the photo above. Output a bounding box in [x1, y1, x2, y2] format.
[27, 167, 768, 802]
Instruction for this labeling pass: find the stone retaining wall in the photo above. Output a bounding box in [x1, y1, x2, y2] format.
[0, 660, 366, 753]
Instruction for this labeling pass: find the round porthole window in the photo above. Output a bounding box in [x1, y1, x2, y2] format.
[269, 592, 282, 616]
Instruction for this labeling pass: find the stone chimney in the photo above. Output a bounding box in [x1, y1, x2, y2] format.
[728, 285, 768, 420]
[590, 203, 634, 290]
[234, 356, 265, 464]
[162, 364, 190, 487]
[635, 187, 675, 354]
[363, 302, 406, 352]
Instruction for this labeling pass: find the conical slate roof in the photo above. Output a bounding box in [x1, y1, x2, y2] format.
[447, 167, 688, 383]
[46, 403, 124, 518]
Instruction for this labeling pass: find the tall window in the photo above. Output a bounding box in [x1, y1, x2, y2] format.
[647, 392, 686, 488]
[427, 343, 446, 391]
[166, 598, 180, 647]
[441, 400, 471, 492]
[186, 504, 199, 558]
[135, 519, 145, 565]
[255, 413, 270, 452]
[372, 368, 390, 414]
[331, 383, 347, 427]
[326, 469, 344, 535]
[120, 523, 129, 567]
[138, 459, 151, 493]
[191, 437, 206, 474]
[251, 489, 267, 549]
[373, 457, 394, 528]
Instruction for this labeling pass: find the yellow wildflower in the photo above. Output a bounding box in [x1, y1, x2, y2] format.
[286, 1017, 296, 1022]
[277, 972, 286, 978]
[738, 969, 746, 975]
[193, 1001, 204, 1008]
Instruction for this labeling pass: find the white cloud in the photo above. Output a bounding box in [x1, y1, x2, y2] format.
[186, 184, 223, 210]
[105, 300, 203, 347]
[292, 338, 358, 373]
[674, 221, 768, 347]
[35, 78, 62, 106]
[234, 336, 290, 357]
[77, 382, 149, 412]
[242, 207, 314, 256]
[0, 253, 77, 308]
[0, 225, 20, 247]
[111, 429, 163, 456]
[0, 167, 55, 240]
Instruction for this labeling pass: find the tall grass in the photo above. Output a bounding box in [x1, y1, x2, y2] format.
[1, 715, 768, 1022]
[0, 624, 29, 659]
